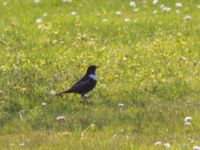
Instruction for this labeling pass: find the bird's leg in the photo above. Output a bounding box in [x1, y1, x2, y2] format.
[82, 94, 88, 104]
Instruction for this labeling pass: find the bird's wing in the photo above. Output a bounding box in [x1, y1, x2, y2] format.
[70, 77, 90, 91]
[56, 76, 92, 96]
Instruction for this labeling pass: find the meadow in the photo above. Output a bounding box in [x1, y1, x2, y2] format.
[0, 0, 200, 149]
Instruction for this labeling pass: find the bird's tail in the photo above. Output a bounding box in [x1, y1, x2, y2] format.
[55, 89, 72, 96]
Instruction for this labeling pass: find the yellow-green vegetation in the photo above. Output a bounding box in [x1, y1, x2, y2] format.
[0, 0, 200, 149]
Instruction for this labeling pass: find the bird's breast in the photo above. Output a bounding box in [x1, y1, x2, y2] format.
[88, 74, 97, 81]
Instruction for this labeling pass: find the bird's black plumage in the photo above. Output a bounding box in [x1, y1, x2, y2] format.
[56, 65, 98, 103]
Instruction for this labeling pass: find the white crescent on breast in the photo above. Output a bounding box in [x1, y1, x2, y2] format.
[88, 74, 97, 81]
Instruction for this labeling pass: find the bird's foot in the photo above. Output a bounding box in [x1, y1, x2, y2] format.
[82, 95, 89, 105]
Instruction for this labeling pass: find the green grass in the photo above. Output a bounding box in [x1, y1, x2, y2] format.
[0, 0, 200, 149]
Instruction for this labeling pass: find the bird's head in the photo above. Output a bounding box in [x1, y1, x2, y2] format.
[86, 65, 99, 75]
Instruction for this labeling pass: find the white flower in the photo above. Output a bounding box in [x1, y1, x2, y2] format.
[162, 7, 171, 12]
[163, 143, 171, 148]
[119, 103, 125, 111]
[42, 102, 46, 106]
[183, 15, 192, 20]
[35, 18, 43, 23]
[71, 11, 77, 16]
[197, 5, 200, 9]
[184, 116, 192, 122]
[115, 11, 122, 16]
[154, 141, 162, 145]
[153, 0, 158, 5]
[118, 103, 125, 108]
[124, 17, 130, 22]
[176, 10, 180, 14]
[193, 146, 200, 150]
[56, 115, 65, 121]
[130, 1, 136, 7]
[33, 0, 40, 3]
[50, 90, 56, 95]
[62, 0, 72, 2]
[176, 2, 182, 7]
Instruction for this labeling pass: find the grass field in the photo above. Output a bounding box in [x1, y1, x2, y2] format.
[0, 0, 200, 149]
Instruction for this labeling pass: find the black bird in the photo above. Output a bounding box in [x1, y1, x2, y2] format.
[56, 65, 98, 104]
